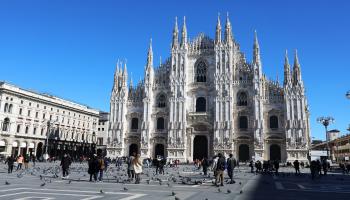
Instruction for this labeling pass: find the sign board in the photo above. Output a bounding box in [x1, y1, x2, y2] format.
[309, 150, 328, 157]
[345, 157, 349, 161]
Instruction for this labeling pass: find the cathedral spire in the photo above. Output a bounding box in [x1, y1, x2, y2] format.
[181, 16, 187, 47]
[253, 30, 261, 65]
[293, 49, 302, 85]
[283, 50, 292, 86]
[122, 60, 128, 87]
[215, 13, 222, 44]
[147, 38, 153, 68]
[172, 17, 179, 49]
[224, 12, 233, 44]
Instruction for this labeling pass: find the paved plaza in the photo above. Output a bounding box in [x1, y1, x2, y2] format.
[0, 162, 350, 200]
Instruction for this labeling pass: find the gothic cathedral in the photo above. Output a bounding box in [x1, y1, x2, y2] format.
[107, 15, 311, 162]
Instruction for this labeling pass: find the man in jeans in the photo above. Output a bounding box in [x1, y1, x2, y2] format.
[227, 154, 236, 184]
[215, 153, 226, 187]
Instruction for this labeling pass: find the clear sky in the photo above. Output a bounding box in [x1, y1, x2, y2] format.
[0, 0, 349, 140]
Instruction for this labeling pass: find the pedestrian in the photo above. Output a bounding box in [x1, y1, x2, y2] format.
[103, 156, 109, 172]
[249, 160, 254, 173]
[316, 160, 322, 175]
[133, 154, 143, 184]
[273, 160, 279, 175]
[98, 155, 105, 182]
[153, 157, 159, 174]
[293, 160, 300, 175]
[24, 154, 30, 169]
[32, 155, 36, 167]
[322, 159, 328, 176]
[202, 157, 209, 176]
[88, 154, 99, 182]
[60, 154, 72, 179]
[16, 155, 24, 171]
[215, 153, 226, 187]
[127, 152, 136, 180]
[227, 154, 236, 184]
[5, 155, 15, 173]
[212, 156, 219, 178]
[159, 158, 166, 175]
[310, 160, 317, 180]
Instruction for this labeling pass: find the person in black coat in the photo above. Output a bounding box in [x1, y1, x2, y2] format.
[202, 157, 209, 176]
[5, 156, 15, 173]
[60, 154, 72, 178]
[88, 154, 99, 182]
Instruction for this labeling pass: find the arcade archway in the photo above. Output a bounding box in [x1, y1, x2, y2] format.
[129, 144, 138, 156]
[154, 144, 165, 158]
[270, 144, 281, 161]
[239, 144, 250, 162]
[193, 135, 208, 160]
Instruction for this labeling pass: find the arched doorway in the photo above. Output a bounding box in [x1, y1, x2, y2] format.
[154, 144, 165, 158]
[193, 136, 208, 160]
[239, 144, 250, 162]
[129, 144, 138, 156]
[36, 142, 43, 159]
[270, 144, 281, 161]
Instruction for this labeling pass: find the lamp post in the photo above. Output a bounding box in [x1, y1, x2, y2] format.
[317, 116, 335, 160]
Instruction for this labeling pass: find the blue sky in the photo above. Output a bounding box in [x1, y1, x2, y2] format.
[0, 0, 349, 140]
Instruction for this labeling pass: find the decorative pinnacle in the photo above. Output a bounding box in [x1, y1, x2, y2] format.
[294, 49, 300, 67]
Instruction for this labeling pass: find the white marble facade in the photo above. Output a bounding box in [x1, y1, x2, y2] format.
[107, 15, 311, 162]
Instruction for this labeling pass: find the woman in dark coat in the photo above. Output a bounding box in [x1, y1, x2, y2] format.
[88, 154, 99, 182]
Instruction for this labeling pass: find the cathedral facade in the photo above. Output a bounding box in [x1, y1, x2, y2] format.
[107, 15, 311, 162]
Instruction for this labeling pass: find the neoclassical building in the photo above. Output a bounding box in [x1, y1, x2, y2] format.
[0, 82, 99, 160]
[107, 15, 311, 162]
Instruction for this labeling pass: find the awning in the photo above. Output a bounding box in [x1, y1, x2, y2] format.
[0, 140, 5, 146]
[12, 141, 18, 147]
[20, 142, 27, 148]
[29, 143, 35, 148]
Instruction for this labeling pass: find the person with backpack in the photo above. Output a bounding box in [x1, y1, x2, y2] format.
[97, 155, 105, 182]
[215, 153, 226, 187]
[227, 154, 236, 184]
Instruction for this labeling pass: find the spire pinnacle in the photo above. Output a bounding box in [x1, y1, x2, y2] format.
[293, 49, 302, 84]
[181, 16, 187, 46]
[294, 49, 300, 67]
[253, 30, 261, 65]
[172, 16, 179, 48]
[215, 12, 222, 43]
[224, 12, 233, 43]
[147, 38, 153, 67]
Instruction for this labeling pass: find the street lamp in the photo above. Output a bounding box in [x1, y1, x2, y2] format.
[317, 116, 335, 160]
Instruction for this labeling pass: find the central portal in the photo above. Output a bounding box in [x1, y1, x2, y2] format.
[193, 135, 208, 160]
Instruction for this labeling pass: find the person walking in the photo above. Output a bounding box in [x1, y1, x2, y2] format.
[133, 154, 143, 184]
[273, 160, 280, 175]
[202, 157, 209, 176]
[127, 152, 136, 180]
[322, 159, 328, 176]
[5, 155, 15, 173]
[227, 154, 236, 184]
[88, 154, 99, 182]
[24, 154, 30, 169]
[249, 160, 254, 173]
[215, 153, 226, 187]
[97, 155, 105, 182]
[16, 155, 24, 171]
[60, 154, 72, 179]
[310, 160, 317, 180]
[293, 160, 300, 175]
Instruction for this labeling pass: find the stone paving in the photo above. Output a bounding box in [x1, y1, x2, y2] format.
[0, 162, 350, 200]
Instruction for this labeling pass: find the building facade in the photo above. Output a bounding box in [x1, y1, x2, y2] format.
[96, 111, 109, 155]
[107, 16, 311, 162]
[0, 82, 99, 160]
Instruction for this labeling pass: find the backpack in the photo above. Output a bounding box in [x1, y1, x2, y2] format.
[99, 158, 105, 170]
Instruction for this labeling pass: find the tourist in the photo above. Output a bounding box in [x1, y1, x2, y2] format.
[88, 154, 99, 182]
[60, 154, 72, 178]
[153, 157, 159, 174]
[24, 154, 30, 169]
[16, 155, 24, 171]
[273, 160, 279, 175]
[98, 155, 105, 182]
[32, 155, 36, 167]
[310, 160, 317, 180]
[227, 154, 236, 184]
[103, 156, 109, 172]
[133, 154, 143, 184]
[249, 160, 254, 173]
[322, 159, 328, 175]
[293, 160, 300, 175]
[127, 152, 136, 180]
[202, 157, 209, 176]
[316, 160, 322, 175]
[5, 155, 15, 173]
[212, 155, 218, 178]
[215, 153, 226, 187]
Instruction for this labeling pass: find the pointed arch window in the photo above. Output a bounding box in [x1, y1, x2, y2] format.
[196, 97, 206, 112]
[157, 117, 165, 130]
[237, 92, 248, 106]
[131, 118, 138, 131]
[4, 103, 9, 112]
[239, 116, 248, 130]
[157, 94, 166, 108]
[2, 118, 10, 132]
[195, 61, 207, 82]
[270, 115, 279, 129]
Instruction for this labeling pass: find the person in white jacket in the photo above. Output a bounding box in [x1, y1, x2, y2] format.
[133, 154, 143, 184]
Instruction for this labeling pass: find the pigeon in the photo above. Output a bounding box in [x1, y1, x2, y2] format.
[5, 181, 10, 185]
[240, 190, 243, 194]
[239, 182, 242, 185]
[167, 183, 171, 187]
[68, 180, 72, 184]
[146, 180, 150, 184]
[172, 191, 176, 196]
[123, 187, 128, 191]
[100, 189, 104, 194]
[40, 175, 43, 180]
[218, 188, 221, 193]
[174, 196, 180, 200]
[227, 189, 231, 194]
[40, 182, 46, 187]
